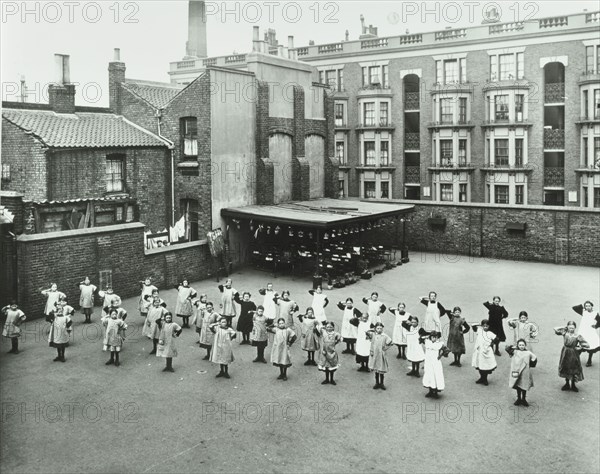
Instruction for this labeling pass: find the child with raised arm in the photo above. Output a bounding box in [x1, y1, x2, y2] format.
[41, 283, 66, 318]
[366, 322, 394, 390]
[351, 312, 373, 372]
[46, 303, 72, 362]
[422, 331, 450, 398]
[555, 321, 590, 392]
[144, 296, 169, 354]
[102, 308, 127, 367]
[78, 277, 97, 324]
[2, 301, 26, 354]
[572, 301, 600, 367]
[191, 294, 208, 345]
[309, 286, 329, 323]
[234, 292, 256, 344]
[274, 290, 299, 331]
[298, 307, 320, 365]
[199, 302, 219, 360]
[389, 302, 411, 359]
[507, 311, 538, 345]
[316, 320, 341, 385]
[98, 287, 121, 315]
[403, 316, 425, 377]
[210, 317, 236, 379]
[218, 278, 238, 328]
[419, 291, 447, 333]
[258, 283, 278, 322]
[506, 339, 537, 406]
[471, 319, 498, 386]
[138, 277, 157, 318]
[268, 317, 297, 381]
[446, 307, 470, 367]
[156, 312, 182, 373]
[483, 297, 509, 356]
[362, 292, 386, 325]
[250, 305, 269, 363]
[175, 279, 197, 328]
[338, 298, 361, 355]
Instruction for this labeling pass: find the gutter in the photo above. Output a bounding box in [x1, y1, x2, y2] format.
[155, 110, 176, 227]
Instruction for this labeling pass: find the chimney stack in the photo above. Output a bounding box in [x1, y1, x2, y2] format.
[252, 26, 260, 52]
[108, 48, 126, 114]
[277, 44, 284, 57]
[48, 54, 75, 113]
[288, 36, 295, 60]
[186, 0, 207, 58]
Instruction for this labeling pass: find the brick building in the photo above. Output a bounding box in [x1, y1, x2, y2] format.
[168, 10, 600, 208]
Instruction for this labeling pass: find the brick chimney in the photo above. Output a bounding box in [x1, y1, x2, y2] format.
[48, 54, 76, 114]
[108, 48, 126, 114]
[186, 0, 207, 58]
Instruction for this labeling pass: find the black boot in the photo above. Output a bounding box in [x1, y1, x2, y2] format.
[9, 337, 19, 354]
[330, 371, 336, 386]
[216, 364, 225, 377]
[373, 373, 380, 389]
[224, 365, 230, 379]
[379, 374, 386, 390]
[571, 380, 579, 392]
[561, 379, 571, 391]
[150, 339, 158, 355]
[396, 346, 402, 359]
[106, 352, 115, 365]
[114, 352, 120, 367]
[322, 370, 330, 384]
[281, 366, 287, 381]
[163, 357, 174, 372]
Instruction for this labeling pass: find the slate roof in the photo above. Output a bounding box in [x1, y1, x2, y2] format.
[2, 108, 170, 148]
[121, 79, 184, 109]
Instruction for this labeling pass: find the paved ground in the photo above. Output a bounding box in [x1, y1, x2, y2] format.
[1, 251, 599, 473]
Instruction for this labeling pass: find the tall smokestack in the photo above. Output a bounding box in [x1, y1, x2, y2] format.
[288, 36, 294, 59]
[186, 0, 207, 58]
[252, 26, 260, 52]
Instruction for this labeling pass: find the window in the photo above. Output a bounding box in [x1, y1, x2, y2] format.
[106, 156, 124, 192]
[515, 185, 524, 205]
[515, 138, 524, 167]
[325, 70, 336, 89]
[369, 66, 380, 84]
[180, 199, 199, 241]
[380, 102, 389, 126]
[440, 140, 453, 166]
[586, 46, 595, 74]
[583, 90, 589, 119]
[583, 186, 588, 207]
[382, 65, 389, 88]
[595, 137, 600, 165]
[181, 117, 198, 158]
[444, 59, 458, 83]
[364, 141, 376, 166]
[319, 71, 325, 84]
[440, 99, 453, 123]
[335, 103, 345, 126]
[595, 188, 600, 208]
[499, 54, 515, 81]
[516, 52, 524, 80]
[460, 58, 466, 83]
[458, 140, 467, 165]
[515, 94, 524, 121]
[583, 137, 589, 166]
[364, 102, 375, 126]
[336, 141, 346, 164]
[495, 139, 509, 166]
[338, 180, 345, 198]
[362, 67, 368, 86]
[459, 184, 468, 202]
[436, 58, 466, 84]
[1, 163, 10, 181]
[380, 141, 389, 166]
[337, 69, 344, 92]
[364, 181, 376, 198]
[459, 98, 467, 123]
[440, 184, 453, 201]
[490, 52, 524, 80]
[490, 56, 498, 81]
[594, 89, 600, 119]
[380, 181, 390, 199]
[494, 185, 509, 204]
[495, 95, 509, 121]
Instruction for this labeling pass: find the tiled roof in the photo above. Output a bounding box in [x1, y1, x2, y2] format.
[122, 79, 184, 108]
[2, 108, 170, 148]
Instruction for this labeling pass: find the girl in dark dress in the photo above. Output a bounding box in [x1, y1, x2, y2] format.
[234, 292, 256, 344]
[555, 321, 590, 392]
[483, 297, 508, 355]
[446, 307, 470, 367]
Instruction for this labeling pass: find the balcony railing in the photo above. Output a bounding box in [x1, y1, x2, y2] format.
[544, 167, 565, 187]
[224, 54, 246, 63]
[544, 129, 565, 149]
[539, 16, 568, 28]
[544, 82, 565, 103]
[203, 58, 217, 66]
[489, 22, 524, 34]
[587, 12, 600, 22]
[404, 132, 420, 150]
[318, 43, 343, 54]
[404, 92, 420, 110]
[296, 47, 308, 56]
[435, 28, 466, 41]
[177, 60, 196, 69]
[361, 38, 389, 49]
[405, 166, 421, 184]
[399, 34, 423, 45]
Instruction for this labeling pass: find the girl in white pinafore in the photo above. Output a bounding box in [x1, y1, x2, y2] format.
[420, 292, 447, 333]
[572, 301, 600, 367]
[309, 286, 329, 323]
[471, 319, 497, 385]
[351, 312, 372, 372]
[362, 293, 386, 325]
[259, 284, 278, 322]
[338, 298, 361, 354]
[422, 331, 449, 398]
[402, 316, 425, 377]
[389, 303, 411, 360]
[138, 278, 157, 318]
[175, 280, 197, 328]
[41, 284, 66, 317]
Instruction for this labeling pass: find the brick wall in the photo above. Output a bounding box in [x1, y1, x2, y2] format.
[367, 200, 600, 267]
[2, 119, 49, 201]
[16, 223, 215, 318]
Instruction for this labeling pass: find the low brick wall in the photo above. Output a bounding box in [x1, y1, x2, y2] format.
[365, 200, 600, 268]
[16, 223, 215, 318]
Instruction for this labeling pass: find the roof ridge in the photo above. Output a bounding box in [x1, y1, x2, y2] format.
[119, 116, 174, 148]
[1, 113, 49, 147]
[124, 78, 183, 89]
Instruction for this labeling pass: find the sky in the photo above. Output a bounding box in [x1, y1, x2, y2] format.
[1, 1, 599, 106]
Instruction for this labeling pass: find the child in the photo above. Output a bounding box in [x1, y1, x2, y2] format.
[298, 307, 320, 365]
[507, 311, 538, 346]
[102, 308, 128, 367]
[138, 277, 157, 318]
[316, 320, 341, 385]
[309, 286, 329, 323]
[366, 322, 394, 390]
[234, 292, 256, 344]
[446, 307, 470, 367]
[422, 331, 450, 398]
[199, 302, 219, 360]
[572, 301, 600, 367]
[274, 291, 299, 331]
[41, 283, 66, 318]
[144, 296, 169, 354]
[471, 319, 498, 386]
[190, 294, 208, 345]
[338, 298, 361, 355]
[268, 317, 297, 381]
[57, 297, 76, 321]
[483, 297, 509, 355]
[350, 312, 373, 372]
[210, 317, 236, 378]
[46, 303, 72, 362]
[156, 312, 182, 372]
[362, 292, 387, 325]
[506, 339, 537, 406]
[218, 279, 238, 328]
[389, 303, 411, 359]
[259, 283, 278, 322]
[419, 292, 447, 333]
[78, 277, 97, 324]
[555, 321, 590, 392]
[402, 316, 425, 376]
[1, 301, 26, 354]
[175, 280, 197, 328]
[99, 288, 121, 315]
[250, 305, 269, 363]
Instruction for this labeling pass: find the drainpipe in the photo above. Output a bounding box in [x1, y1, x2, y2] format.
[156, 110, 176, 226]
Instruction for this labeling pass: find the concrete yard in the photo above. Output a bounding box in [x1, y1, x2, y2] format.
[1, 252, 599, 473]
